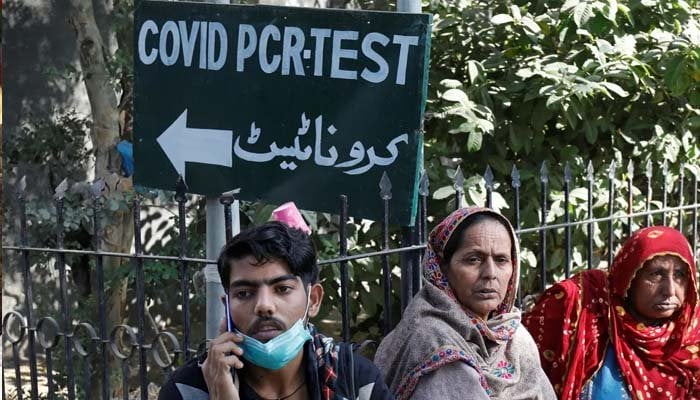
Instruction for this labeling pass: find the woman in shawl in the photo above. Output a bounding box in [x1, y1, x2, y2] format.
[375, 207, 556, 400]
[524, 226, 700, 400]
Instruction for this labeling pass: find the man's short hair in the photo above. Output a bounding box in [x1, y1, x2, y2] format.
[217, 221, 319, 292]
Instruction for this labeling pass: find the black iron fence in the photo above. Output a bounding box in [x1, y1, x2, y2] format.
[3, 160, 699, 400]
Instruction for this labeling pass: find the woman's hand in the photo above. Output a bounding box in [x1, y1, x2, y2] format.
[202, 332, 245, 400]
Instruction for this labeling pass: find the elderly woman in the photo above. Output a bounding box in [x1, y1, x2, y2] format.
[524, 226, 700, 400]
[375, 207, 556, 400]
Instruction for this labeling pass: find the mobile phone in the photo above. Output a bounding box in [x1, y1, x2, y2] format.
[225, 294, 236, 332]
[225, 294, 239, 380]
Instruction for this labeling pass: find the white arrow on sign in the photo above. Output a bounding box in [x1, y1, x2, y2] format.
[156, 109, 233, 180]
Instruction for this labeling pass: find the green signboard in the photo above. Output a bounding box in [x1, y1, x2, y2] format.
[134, 1, 431, 225]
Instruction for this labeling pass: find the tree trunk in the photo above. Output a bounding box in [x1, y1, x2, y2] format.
[69, 1, 134, 397]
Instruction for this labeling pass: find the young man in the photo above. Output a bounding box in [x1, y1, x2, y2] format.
[159, 221, 393, 400]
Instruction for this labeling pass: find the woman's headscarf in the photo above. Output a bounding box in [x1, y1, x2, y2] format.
[375, 207, 555, 400]
[525, 226, 700, 400]
[423, 207, 521, 341]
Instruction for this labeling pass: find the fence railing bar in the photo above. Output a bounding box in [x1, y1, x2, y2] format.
[320, 245, 428, 265]
[338, 195, 350, 342]
[607, 160, 616, 267]
[177, 180, 192, 362]
[74, 322, 96, 400]
[539, 162, 549, 291]
[379, 172, 392, 335]
[679, 166, 685, 233]
[511, 165, 522, 306]
[587, 161, 594, 269]
[1, 247, 213, 264]
[90, 179, 110, 400]
[45, 344, 54, 400]
[132, 200, 148, 400]
[645, 160, 653, 227]
[2, 244, 429, 266]
[415, 171, 429, 295]
[517, 204, 700, 234]
[626, 160, 634, 238]
[564, 162, 572, 278]
[454, 166, 464, 210]
[412, 225, 422, 296]
[54, 185, 70, 399]
[34, 317, 60, 400]
[13, 340, 23, 400]
[19, 180, 41, 400]
[2, 354, 6, 400]
[399, 227, 413, 313]
[485, 165, 493, 209]
[694, 175, 698, 261]
[5, 203, 699, 268]
[663, 161, 669, 226]
[122, 360, 129, 400]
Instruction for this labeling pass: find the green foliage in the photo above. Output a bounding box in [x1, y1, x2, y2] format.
[110, 0, 135, 88]
[6, 112, 91, 186]
[424, 0, 699, 293]
[4, 112, 94, 253]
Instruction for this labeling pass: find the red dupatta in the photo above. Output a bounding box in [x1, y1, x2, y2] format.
[524, 226, 700, 400]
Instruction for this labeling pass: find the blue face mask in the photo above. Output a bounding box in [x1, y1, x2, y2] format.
[226, 290, 313, 370]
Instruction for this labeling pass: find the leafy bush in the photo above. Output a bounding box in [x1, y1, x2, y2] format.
[423, 0, 699, 293]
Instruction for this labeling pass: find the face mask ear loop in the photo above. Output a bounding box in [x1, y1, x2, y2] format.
[350, 347, 356, 400]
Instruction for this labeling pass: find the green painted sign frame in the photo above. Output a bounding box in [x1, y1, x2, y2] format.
[134, 1, 431, 225]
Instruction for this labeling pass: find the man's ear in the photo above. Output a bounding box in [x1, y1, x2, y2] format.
[307, 283, 324, 319]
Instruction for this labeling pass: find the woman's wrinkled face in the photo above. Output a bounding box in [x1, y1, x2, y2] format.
[628, 255, 689, 321]
[445, 219, 513, 320]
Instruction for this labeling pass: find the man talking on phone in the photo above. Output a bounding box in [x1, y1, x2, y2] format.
[159, 220, 393, 400]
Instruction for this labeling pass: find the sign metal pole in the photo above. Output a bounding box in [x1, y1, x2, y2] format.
[397, 0, 421, 13]
[203, 0, 238, 341]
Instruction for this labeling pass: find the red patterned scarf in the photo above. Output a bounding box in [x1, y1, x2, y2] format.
[524, 226, 700, 400]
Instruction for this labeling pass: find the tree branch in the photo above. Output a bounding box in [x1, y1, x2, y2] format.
[69, 0, 120, 177]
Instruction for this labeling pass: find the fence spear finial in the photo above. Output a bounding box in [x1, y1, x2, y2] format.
[418, 169, 429, 197]
[54, 178, 68, 200]
[379, 171, 392, 200]
[627, 160, 634, 178]
[511, 164, 520, 189]
[540, 161, 549, 183]
[16, 175, 27, 197]
[564, 161, 571, 183]
[608, 160, 617, 179]
[453, 166, 464, 191]
[645, 159, 653, 178]
[586, 160, 594, 181]
[484, 165, 494, 189]
[662, 159, 668, 176]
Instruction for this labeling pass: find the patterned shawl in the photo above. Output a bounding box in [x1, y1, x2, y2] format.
[524, 226, 700, 400]
[375, 207, 555, 399]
